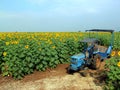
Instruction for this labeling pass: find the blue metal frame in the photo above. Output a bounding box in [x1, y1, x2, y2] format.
[94, 31, 114, 59]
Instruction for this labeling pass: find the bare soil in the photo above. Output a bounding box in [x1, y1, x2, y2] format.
[0, 62, 106, 90]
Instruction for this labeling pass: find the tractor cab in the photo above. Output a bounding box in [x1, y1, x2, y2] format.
[81, 38, 100, 59]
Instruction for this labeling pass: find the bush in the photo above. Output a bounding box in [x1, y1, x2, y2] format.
[105, 56, 120, 89]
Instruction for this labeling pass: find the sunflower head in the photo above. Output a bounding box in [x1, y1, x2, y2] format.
[25, 45, 29, 49]
[118, 51, 120, 56]
[3, 52, 7, 56]
[117, 61, 120, 67]
[111, 51, 116, 57]
[5, 42, 10, 45]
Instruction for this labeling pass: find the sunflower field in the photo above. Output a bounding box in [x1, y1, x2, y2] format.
[0, 32, 120, 80]
[0, 32, 84, 79]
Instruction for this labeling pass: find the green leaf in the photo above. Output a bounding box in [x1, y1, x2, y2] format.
[54, 61, 59, 64]
[27, 52, 32, 56]
[19, 54, 25, 58]
[3, 71, 8, 76]
[35, 59, 40, 64]
[42, 61, 47, 65]
[1, 67, 5, 71]
[42, 68, 45, 71]
[26, 57, 31, 62]
[39, 64, 43, 68]
[29, 63, 33, 68]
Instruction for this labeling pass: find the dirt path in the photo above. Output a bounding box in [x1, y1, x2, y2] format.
[0, 64, 104, 90]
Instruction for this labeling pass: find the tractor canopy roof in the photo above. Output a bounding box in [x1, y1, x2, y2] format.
[80, 38, 99, 43]
[85, 29, 114, 33]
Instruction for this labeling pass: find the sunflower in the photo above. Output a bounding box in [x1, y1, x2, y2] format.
[3, 52, 7, 56]
[25, 45, 29, 49]
[118, 51, 120, 56]
[111, 51, 115, 56]
[5, 42, 10, 45]
[52, 46, 56, 49]
[117, 61, 120, 67]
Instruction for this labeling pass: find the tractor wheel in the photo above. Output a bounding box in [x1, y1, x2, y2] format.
[67, 67, 74, 74]
[92, 54, 101, 70]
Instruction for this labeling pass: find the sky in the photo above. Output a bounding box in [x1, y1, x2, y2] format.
[0, 0, 120, 32]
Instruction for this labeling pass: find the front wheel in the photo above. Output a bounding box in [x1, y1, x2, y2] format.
[67, 67, 73, 74]
[92, 54, 101, 70]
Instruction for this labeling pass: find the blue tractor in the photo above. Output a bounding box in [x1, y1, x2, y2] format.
[67, 29, 114, 73]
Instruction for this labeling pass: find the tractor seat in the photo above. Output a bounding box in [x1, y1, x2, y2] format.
[94, 45, 107, 53]
[94, 45, 108, 58]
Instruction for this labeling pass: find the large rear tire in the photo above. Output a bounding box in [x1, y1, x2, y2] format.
[92, 54, 101, 70]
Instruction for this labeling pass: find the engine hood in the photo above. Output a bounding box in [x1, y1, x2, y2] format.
[71, 53, 85, 59]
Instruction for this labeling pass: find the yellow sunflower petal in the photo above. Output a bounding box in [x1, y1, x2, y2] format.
[118, 51, 120, 56]
[111, 51, 115, 56]
[117, 62, 120, 67]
